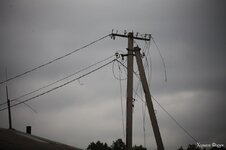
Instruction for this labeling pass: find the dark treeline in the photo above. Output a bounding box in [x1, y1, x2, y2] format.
[86, 139, 225, 150]
[87, 139, 146, 150]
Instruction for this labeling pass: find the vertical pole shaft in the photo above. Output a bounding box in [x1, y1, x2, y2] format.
[126, 32, 134, 150]
[6, 86, 12, 129]
[5, 68, 12, 129]
[134, 47, 164, 150]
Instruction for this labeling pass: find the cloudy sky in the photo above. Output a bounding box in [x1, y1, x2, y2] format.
[0, 0, 226, 149]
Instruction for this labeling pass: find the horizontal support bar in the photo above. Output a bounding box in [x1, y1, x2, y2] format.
[111, 33, 151, 41]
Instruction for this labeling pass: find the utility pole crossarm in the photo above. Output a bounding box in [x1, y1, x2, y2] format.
[111, 33, 151, 41]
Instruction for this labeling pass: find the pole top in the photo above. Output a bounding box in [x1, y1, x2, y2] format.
[111, 30, 151, 41]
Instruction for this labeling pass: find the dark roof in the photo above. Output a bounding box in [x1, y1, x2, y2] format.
[0, 128, 82, 150]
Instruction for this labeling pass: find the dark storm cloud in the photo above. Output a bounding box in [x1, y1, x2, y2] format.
[1, 0, 226, 149]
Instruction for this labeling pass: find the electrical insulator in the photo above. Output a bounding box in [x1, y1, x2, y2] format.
[115, 52, 120, 58]
[136, 32, 138, 37]
[124, 30, 127, 35]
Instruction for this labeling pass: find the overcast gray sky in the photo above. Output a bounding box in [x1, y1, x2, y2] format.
[0, 0, 226, 149]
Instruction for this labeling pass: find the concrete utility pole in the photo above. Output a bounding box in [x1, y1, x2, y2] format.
[126, 32, 134, 150]
[134, 47, 164, 150]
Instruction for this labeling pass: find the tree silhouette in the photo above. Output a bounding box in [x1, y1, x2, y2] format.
[178, 146, 184, 150]
[111, 139, 126, 150]
[87, 141, 111, 150]
[210, 147, 226, 150]
[187, 144, 201, 150]
[87, 141, 226, 150]
[133, 145, 147, 150]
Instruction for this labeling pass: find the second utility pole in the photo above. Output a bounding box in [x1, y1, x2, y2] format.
[5, 68, 12, 129]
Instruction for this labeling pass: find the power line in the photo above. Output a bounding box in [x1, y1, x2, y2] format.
[151, 95, 198, 143]
[112, 60, 127, 81]
[135, 86, 198, 143]
[0, 34, 110, 85]
[0, 59, 115, 112]
[0, 54, 115, 107]
[133, 88, 198, 143]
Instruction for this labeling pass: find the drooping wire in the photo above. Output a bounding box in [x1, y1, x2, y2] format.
[0, 34, 110, 85]
[111, 58, 126, 140]
[0, 55, 115, 107]
[144, 41, 152, 87]
[117, 61, 126, 140]
[115, 60, 139, 79]
[0, 59, 115, 112]
[115, 56, 145, 142]
[112, 60, 127, 81]
[15, 99, 37, 113]
[151, 37, 167, 82]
